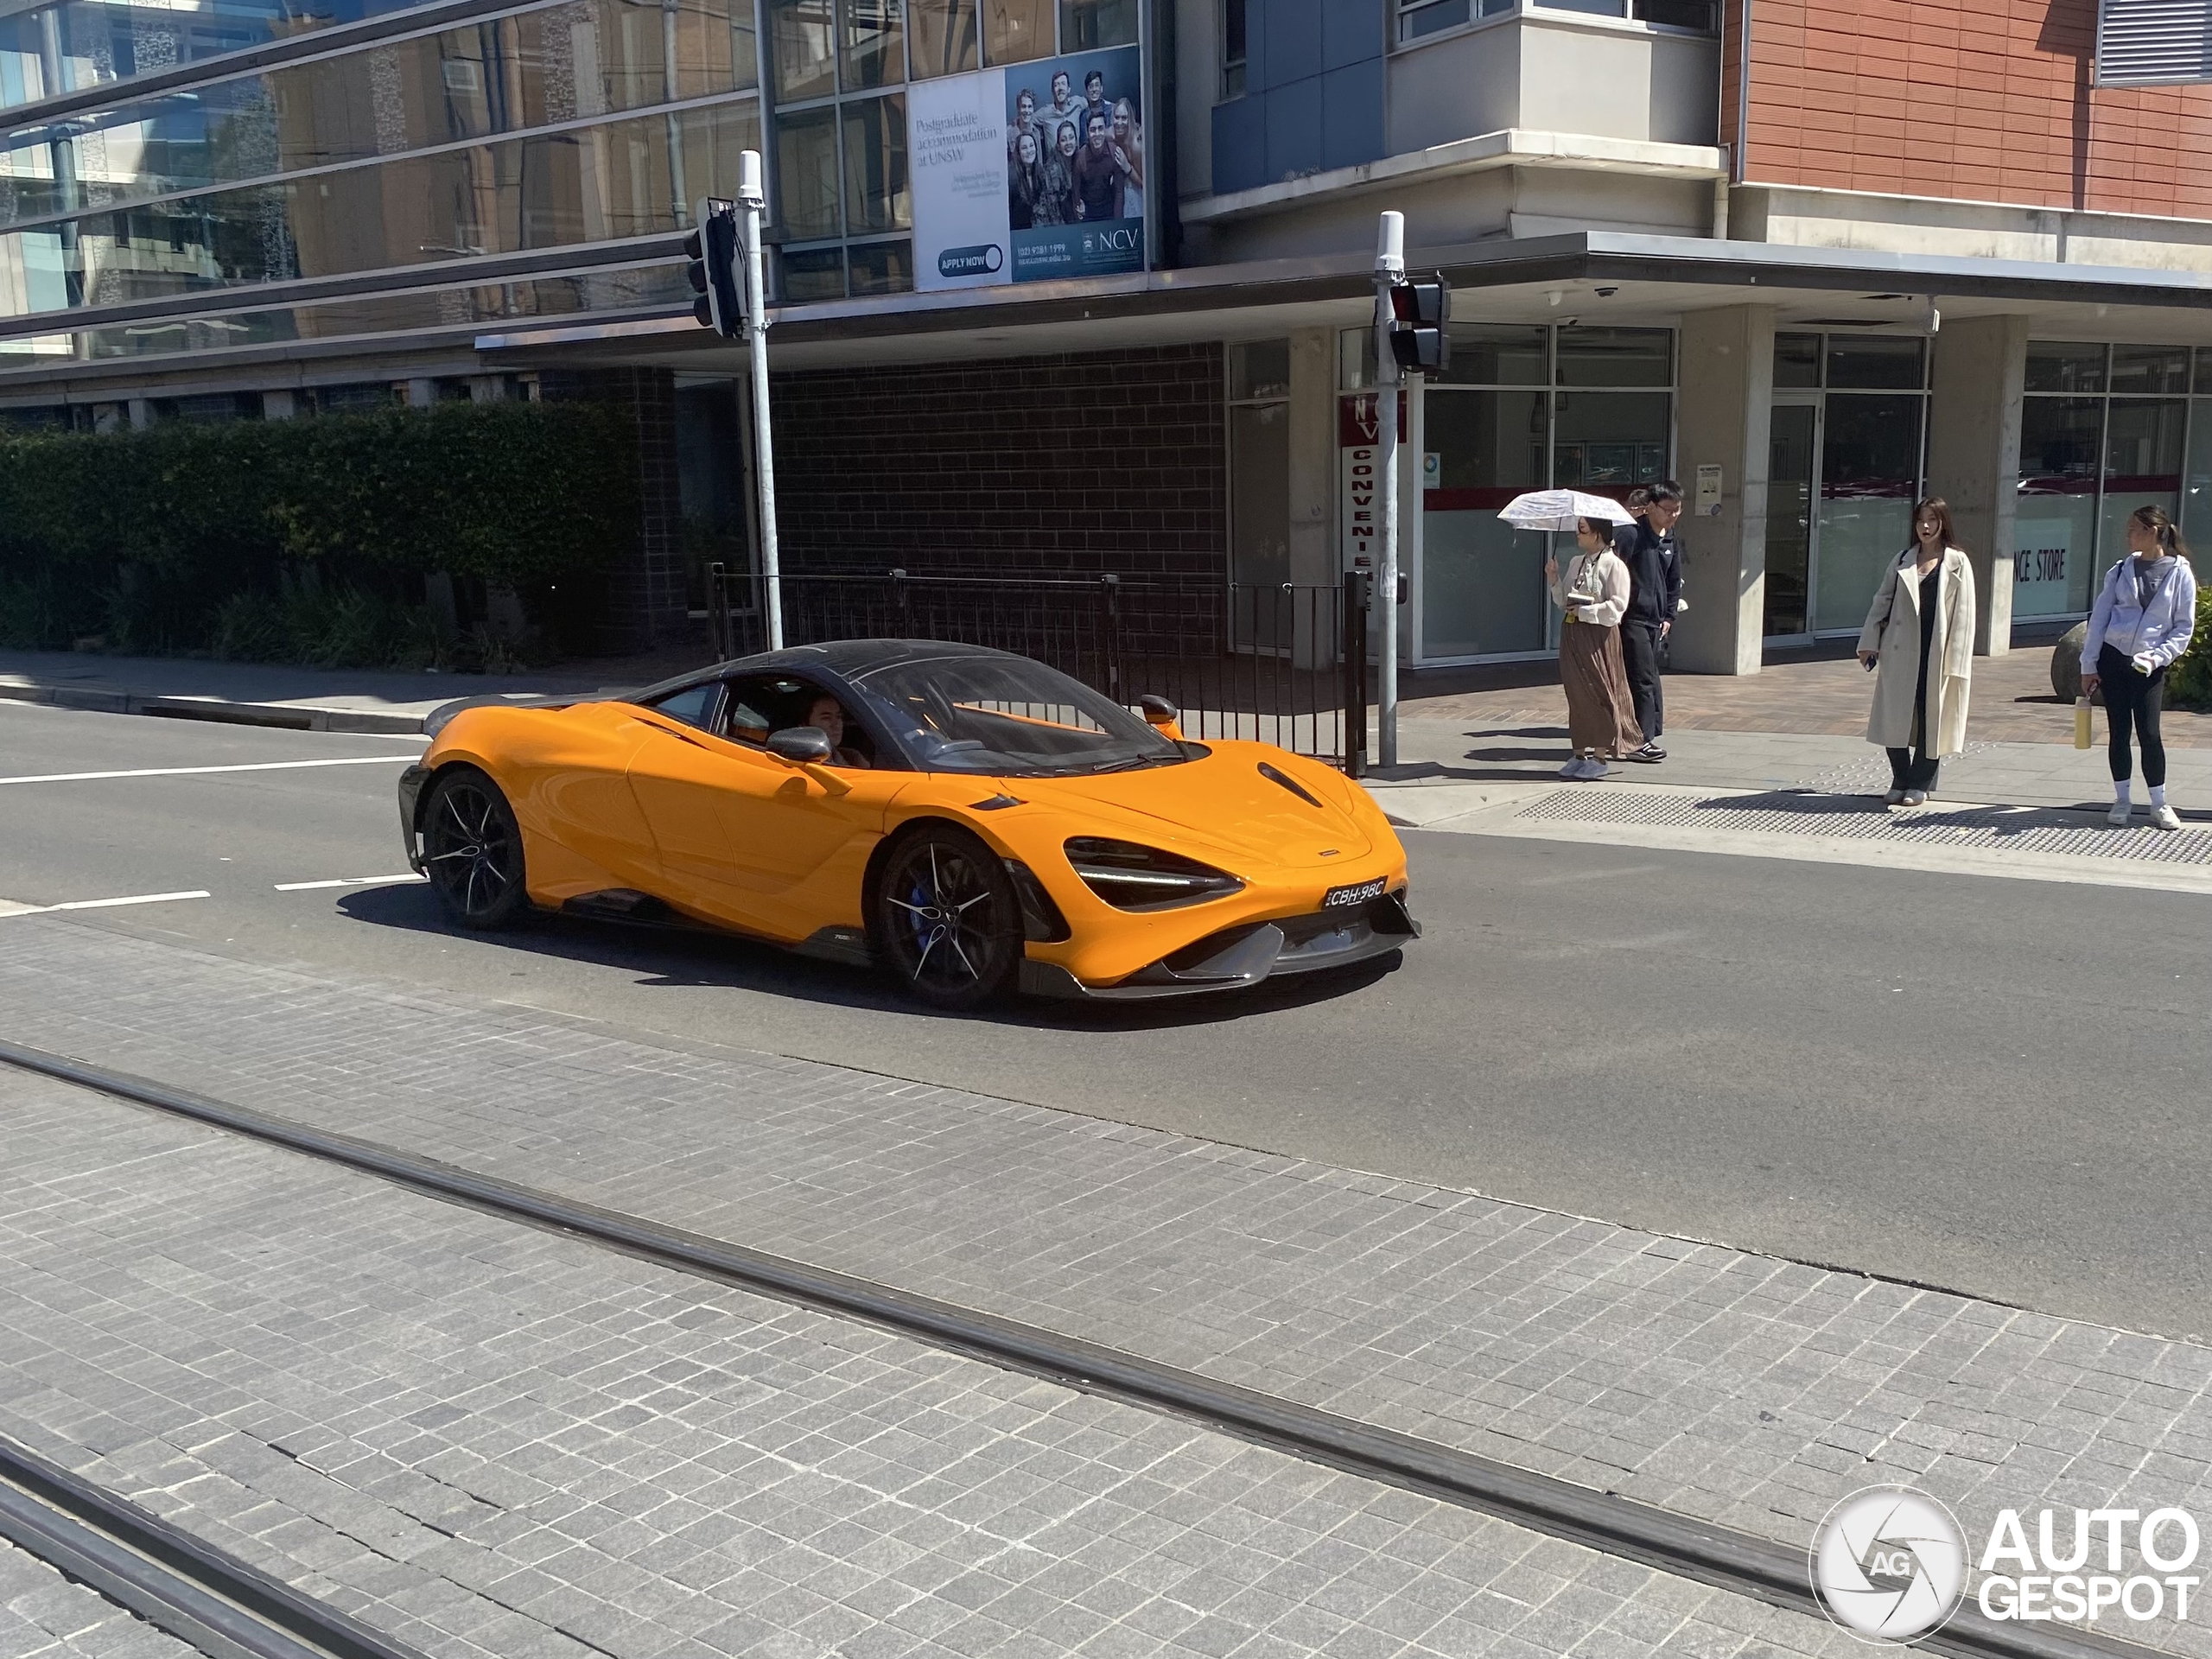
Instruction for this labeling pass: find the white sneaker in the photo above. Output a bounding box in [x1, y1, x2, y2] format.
[1581, 759, 1611, 779]
[2108, 800, 2134, 826]
[1901, 790, 1928, 808]
[1558, 759, 1584, 779]
[2151, 804, 2183, 831]
[1884, 789, 1906, 808]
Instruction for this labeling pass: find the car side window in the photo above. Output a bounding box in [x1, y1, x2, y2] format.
[645, 682, 719, 730]
[718, 672, 883, 769]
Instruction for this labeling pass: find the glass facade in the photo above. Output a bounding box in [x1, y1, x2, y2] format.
[1359, 321, 1673, 664]
[2017, 342, 2211, 620]
[1762, 332, 1929, 639]
[0, 0, 1137, 372]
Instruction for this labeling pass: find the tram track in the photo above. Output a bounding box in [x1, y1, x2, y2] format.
[0, 1034, 2159, 1659]
[0, 1429, 428, 1659]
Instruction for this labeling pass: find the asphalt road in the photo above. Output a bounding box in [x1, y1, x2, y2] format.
[3, 697, 2209, 1338]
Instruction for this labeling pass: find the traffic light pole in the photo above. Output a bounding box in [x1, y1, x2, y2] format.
[1372, 211, 1404, 770]
[738, 150, 784, 651]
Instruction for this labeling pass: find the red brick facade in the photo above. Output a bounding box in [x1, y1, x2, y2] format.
[1727, 0, 2212, 219]
[771, 343, 1227, 579]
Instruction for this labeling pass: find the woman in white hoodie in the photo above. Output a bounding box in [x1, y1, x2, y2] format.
[2082, 504, 2198, 831]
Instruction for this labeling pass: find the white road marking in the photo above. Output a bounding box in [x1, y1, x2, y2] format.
[274, 874, 426, 892]
[0, 755, 422, 786]
[0, 890, 212, 917]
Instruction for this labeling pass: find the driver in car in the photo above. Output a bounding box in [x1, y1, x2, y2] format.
[793, 694, 871, 769]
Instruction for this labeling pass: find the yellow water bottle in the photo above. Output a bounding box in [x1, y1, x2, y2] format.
[2075, 695, 2094, 750]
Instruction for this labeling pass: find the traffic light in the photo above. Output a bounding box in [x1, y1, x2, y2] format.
[683, 197, 744, 339]
[1384, 274, 1450, 372]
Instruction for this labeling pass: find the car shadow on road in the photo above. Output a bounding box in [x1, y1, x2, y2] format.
[335, 886, 1402, 1033]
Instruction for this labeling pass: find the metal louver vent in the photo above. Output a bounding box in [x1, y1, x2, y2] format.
[2097, 0, 2212, 85]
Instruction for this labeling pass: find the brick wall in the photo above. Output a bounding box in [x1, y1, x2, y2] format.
[1732, 0, 2212, 219]
[770, 343, 1227, 579]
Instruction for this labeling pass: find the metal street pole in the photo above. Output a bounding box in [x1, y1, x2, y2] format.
[737, 149, 783, 651]
[1372, 211, 1404, 769]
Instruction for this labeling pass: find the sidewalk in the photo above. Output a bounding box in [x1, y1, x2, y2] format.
[3, 917, 2210, 1656]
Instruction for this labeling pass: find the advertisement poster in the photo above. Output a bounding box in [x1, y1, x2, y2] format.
[909, 43, 1146, 293]
[2015, 518, 2075, 618]
[910, 69, 1011, 291]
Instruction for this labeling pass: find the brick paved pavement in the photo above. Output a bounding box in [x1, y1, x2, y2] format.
[3, 918, 2212, 1653]
[0, 1067, 1860, 1659]
[0, 1537, 193, 1659]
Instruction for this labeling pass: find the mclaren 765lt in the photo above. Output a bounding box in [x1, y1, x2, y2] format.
[397, 640, 1417, 1007]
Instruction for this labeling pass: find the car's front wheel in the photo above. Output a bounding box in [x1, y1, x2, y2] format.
[873, 825, 1021, 1009]
[422, 767, 530, 930]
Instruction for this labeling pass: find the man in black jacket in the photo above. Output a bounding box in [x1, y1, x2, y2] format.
[1612, 479, 1682, 760]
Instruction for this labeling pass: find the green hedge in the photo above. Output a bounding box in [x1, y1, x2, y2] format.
[0, 399, 639, 659]
[2169, 573, 2212, 710]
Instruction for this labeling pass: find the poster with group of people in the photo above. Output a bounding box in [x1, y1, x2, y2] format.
[909, 45, 1145, 293]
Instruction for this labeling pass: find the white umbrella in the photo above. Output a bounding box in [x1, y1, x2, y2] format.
[1495, 489, 1637, 532]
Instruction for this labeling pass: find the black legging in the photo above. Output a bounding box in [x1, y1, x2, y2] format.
[2100, 641, 2167, 787]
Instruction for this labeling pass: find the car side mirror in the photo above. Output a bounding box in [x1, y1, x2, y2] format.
[1139, 695, 1179, 727]
[767, 726, 833, 764]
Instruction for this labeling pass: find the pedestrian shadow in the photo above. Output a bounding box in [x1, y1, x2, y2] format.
[332, 884, 1399, 1031]
[1684, 789, 2170, 836]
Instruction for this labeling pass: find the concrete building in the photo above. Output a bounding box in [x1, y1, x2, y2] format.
[3, 0, 2211, 664]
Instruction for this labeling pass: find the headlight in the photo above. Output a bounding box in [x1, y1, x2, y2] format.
[1064, 837, 1244, 912]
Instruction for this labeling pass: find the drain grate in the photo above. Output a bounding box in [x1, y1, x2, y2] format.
[1517, 788, 2212, 865]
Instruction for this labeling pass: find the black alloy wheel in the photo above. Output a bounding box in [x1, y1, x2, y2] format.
[422, 768, 530, 930]
[873, 825, 1022, 1009]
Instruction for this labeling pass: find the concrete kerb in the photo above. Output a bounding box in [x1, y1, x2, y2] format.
[0, 681, 430, 735]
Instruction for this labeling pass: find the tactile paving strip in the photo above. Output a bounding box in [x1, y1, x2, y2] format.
[1517, 787, 2212, 864]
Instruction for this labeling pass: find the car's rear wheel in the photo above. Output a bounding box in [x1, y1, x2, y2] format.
[873, 825, 1021, 1009]
[423, 767, 529, 930]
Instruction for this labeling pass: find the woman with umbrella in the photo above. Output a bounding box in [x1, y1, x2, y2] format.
[1520, 491, 1643, 779]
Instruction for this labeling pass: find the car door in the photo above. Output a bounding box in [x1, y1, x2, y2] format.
[626, 672, 902, 941]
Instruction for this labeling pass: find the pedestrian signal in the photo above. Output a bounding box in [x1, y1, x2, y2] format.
[1385, 275, 1450, 372]
[684, 198, 744, 339]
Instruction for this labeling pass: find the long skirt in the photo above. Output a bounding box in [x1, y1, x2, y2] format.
[1559, 620, 1643, 758]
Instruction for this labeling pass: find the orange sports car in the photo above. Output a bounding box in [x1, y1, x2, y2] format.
[397, 640, 1416, 1007]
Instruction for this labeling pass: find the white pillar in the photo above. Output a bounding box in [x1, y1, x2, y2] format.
[1927, 314, 2028, 656]
[262, 389, 298, 420]
[126, 397, 151, 429]
[1671, 304, 1775, 675]
[404, 377, 438, 408]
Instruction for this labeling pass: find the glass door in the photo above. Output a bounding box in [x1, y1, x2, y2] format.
[1764, 397, 1818, 640]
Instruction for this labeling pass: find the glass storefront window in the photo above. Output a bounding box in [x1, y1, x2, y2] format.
[3, 0, 757, 233]
[0, 96, 761, 319]
[840, 93, 909, 231]
[1060, 0, 1138, 48]
[908, 0, 978, 77]
[2109, 345, 2190, 396]
[2026, 341, 2106, 394]
[1825, 335, 1923, 391]
[2016, 394, 2103, 617]
[1229, 339, 1290, 401]
[1432, 322, 1545, 387]
[1554, 325, 1669, 388]
[841, 0, 906, 88]
[988, 0, 1054, 63]
[779, 245, 845, 299]
[1811, 392, 1923, 633]
[2099, 397, 2185, 573]
[1422, 388, 1547, 659]
[846, 238, 910, 293]
[1772, 332, 1821, 389]
[2185, 395, 2212, 542]
[1552, 391, 1668, 489]
[771, 0, 839, 99]
[775, 104, 842, 238]
[2197, 347, 2212, 396]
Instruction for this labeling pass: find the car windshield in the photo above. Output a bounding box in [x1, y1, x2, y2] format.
[851, 655, 1186, 777]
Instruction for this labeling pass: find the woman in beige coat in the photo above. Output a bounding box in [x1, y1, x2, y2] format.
[1854, 496, 1976, 808]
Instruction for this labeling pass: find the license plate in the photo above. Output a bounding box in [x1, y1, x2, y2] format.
[1321, 877, 1387, 909]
